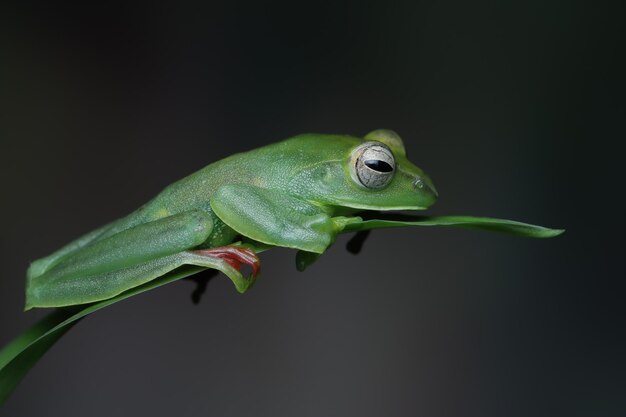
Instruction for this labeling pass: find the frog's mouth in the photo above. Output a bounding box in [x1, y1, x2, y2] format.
[327, 198, 436, 216]
[329, 174, 438, 213]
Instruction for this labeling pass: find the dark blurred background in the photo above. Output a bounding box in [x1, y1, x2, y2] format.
[1, 1, 624, 416]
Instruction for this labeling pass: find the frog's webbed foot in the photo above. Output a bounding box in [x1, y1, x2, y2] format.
[346, 230, 371, 255]
[188, 246, 261, 293]
[192, 247, 260, 278]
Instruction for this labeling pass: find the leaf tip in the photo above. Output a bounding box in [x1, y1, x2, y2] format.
[546, 228, 566, 238]
[531, 227, 565, 238]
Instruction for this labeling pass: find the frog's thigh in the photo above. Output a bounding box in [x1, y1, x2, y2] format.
[27, 249, 252, 308]
[25, 210, 213, 309]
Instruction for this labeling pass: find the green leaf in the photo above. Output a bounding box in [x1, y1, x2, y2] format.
[343, 214, 564, 238]
[0, 265, 206, 404]
[0, 214, 561, 404]
[0, 239, 272, 404]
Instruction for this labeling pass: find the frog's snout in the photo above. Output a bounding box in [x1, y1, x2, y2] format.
[412, 175, 438, 207]
[413, 176, 438, 196]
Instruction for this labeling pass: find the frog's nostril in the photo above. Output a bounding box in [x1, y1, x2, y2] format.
[413, 177, 438, 197]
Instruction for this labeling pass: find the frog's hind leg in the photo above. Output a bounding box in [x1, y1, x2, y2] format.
[26, 210, 214, 309]
[180, 247, 260, 294]
[27, 221, 115, 281]
[26, 244, 260, 309]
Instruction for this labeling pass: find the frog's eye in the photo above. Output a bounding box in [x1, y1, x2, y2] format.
[350, 142, 396, 189]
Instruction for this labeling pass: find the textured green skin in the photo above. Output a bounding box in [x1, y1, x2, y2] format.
[25, 130, 437, 309]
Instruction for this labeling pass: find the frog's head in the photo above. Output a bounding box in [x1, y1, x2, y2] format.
[286, 129, 438, 212]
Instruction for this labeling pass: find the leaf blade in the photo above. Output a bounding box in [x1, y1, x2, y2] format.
[343, 215, 565, 238]
[0, 265, 206, 404]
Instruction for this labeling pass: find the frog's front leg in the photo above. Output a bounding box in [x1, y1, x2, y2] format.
[210, 184, 339, 253]
[25, 210, 260, 309]
[295, 216, 364, 271]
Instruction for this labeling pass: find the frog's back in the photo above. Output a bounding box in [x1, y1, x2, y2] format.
[28, 133, 362, 279]
[27, 147, 255, 279]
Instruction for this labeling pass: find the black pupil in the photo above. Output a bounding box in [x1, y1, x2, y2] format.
[364, 159, 393, 173]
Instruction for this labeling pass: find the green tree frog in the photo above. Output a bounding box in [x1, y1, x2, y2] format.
[0, 129, 563, 403]
[24, 129, 561, 309]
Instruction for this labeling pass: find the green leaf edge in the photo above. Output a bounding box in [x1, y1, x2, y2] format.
[0, 265, 207, 404]
[344, 215, 565, 238]
[0, 216, 563, 404]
